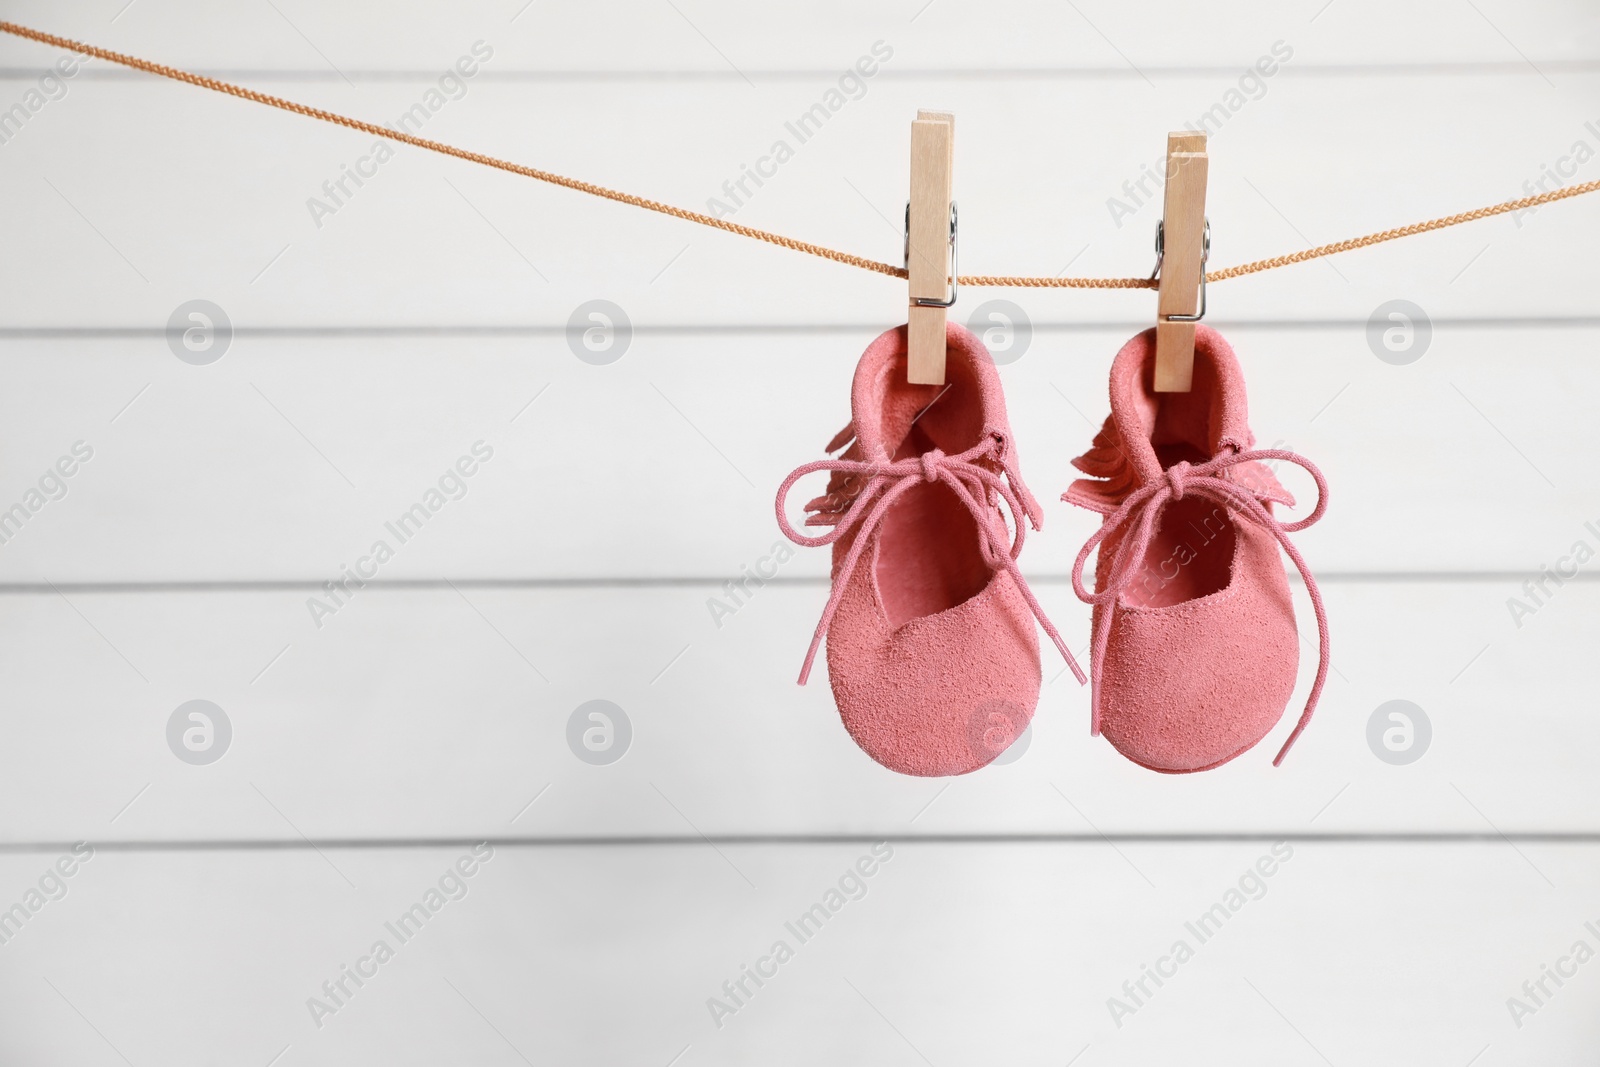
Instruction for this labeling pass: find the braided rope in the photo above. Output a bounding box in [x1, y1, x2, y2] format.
[1208, 180, 1600, 282]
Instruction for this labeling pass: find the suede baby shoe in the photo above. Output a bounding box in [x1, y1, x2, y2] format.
[1064, 325, 1329, 772]
[776, 322, 1084, 777]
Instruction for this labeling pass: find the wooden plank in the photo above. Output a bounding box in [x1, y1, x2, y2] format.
[0, 75, 1596, 329]
[0, 842, 1595, 1063]
[0, 579, 1594, 841]
[1, 1, 1596, 71]
[0, 324, 1594, 582]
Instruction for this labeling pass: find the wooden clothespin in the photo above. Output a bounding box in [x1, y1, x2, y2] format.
[906, 110, 956, 385]
[1153, 132, 1210, 392]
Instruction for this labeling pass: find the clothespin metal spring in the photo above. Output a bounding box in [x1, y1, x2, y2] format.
[1151, 218, 1211, 324]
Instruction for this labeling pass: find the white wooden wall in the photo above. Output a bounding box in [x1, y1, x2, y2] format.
[1, 1, 1598, 1063]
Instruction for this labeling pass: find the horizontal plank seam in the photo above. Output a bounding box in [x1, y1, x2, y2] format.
[9, 316, 1600, 337]
[0, 573, 1589, 594]
[3, 833, 1599, 852]
[2, 61, 1598, 81]
[1, 318, 1597, 340]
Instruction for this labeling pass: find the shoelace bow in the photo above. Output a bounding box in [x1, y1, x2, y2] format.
[777, 429, 1087, 687]
[1069, 448, 1330, 766]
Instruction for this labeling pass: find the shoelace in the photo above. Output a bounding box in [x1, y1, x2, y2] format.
[1069, 449, 1330, 766]
[777, 431, 1087, 687]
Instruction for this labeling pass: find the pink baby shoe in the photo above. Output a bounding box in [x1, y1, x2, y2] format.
[1064, 325, 1329, 772]
[776, 323, 1084, 777]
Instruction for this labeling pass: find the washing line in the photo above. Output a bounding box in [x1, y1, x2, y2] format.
[2, 20, 1597, 289]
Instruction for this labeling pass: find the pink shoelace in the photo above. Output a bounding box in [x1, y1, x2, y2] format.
[777, 429, 1087, 687]
[1069, 448, 1330, 766]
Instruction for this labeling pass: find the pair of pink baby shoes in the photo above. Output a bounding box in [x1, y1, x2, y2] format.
[776, 322, 1329, 777]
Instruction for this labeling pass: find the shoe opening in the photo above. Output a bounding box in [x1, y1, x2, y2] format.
[1122, 455, 1237, 609]
[875, 415, 994, 628]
